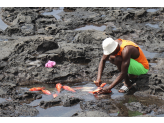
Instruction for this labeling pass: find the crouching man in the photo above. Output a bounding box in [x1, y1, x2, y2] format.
[94, 38, 149, 93]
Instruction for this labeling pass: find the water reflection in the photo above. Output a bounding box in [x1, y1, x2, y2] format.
[42, 7, 64, 20]
[146, 23, 159, 29]
[139, 45, 157, 58]
[147, 9, 159, 12]
[0, 7, 8, 30]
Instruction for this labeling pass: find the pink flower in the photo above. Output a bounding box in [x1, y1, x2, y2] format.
[45, 60, 56, 68]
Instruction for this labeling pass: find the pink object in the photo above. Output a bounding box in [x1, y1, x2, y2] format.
[45, 60, 56, 68]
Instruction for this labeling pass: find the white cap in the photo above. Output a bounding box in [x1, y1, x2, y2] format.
[102, 38, 118, 55]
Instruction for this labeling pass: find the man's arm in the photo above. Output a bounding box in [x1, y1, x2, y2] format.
[95, 54, 109, 87]
[99, 46, 132, 93]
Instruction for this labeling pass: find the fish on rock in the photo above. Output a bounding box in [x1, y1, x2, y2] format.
[62, 86, 76, 92]
[53, 94, 58, 98]
[56, 83, 62, 93]
[42, 90, 51, 95]
[29, 87, 45, 91]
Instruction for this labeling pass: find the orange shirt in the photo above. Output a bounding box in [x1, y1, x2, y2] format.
[115, 39, 149, 70]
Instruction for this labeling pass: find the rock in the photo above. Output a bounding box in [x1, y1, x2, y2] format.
[5, 25, 21, 36]
[0, 101, 38, 116]
[62, 96, 82, 107]
[39, 98, 61, 108]
[21, 24, 35, 35]
[72, 111, 110, 117]
[124, 102, 156, 114]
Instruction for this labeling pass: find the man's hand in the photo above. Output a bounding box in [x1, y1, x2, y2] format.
[98, 86, 111, 94]
[94, 80, 102, 87]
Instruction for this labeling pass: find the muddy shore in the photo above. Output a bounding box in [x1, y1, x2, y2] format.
[1, 7, 164, 117]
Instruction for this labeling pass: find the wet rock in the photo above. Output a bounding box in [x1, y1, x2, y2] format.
[0, 74, 5, 81]
[0, 29, 3, 34]
[155, 105, 164, 115]
[12, 14, 32, 25]
[134, 114, 155, 117]
[72, 110, 110, 117]
[0, 101, 38, 116]
[24, 91, 42, 99]
[79, 100, 117, 114]
[124, 102, 156, 114]
[5, 25, 21, 36]
[62, 96, 82, 107]
[39, 98, 61, 108]
[21, 24, 35, 36]
[35, 18, 56, 29]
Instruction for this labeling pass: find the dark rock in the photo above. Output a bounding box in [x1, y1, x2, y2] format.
[124, 102, 156, 114]
[62, 96, 82, 107]
[72, 110, 110, 117]
[0, 101, 38, 116]
[39, 98, 61, 108]
[155, 105, 164, 115]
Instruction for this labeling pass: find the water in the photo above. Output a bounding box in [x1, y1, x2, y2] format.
[36, 104, 81, 117]
[139, 45, 157, 58]
[120, 8, 134, 11]
[0, 38, 8, 41]
[0, 8, 8, 30]
[19, 82, 123, 117]
[75, 25, 106, 31]
[147, 9, 159, 13]
[18, 80, 164, 117]
[42, 7, 64, 20]
[146, 23, 159, 29]
[0, 97, 6, 103]
[127, 8, 134, 11]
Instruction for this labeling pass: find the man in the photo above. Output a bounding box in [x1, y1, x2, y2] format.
[94, 38, 149, 93]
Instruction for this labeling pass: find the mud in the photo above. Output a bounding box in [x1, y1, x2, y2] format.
[1, 7, 164, 117]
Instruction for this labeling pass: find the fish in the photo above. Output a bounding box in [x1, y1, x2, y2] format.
[90, 86, 112, 94]
[92, 87, 101, 94]
[42, 89, 51, 95]
[100, 83, 106, 87]
[29, 87, 45, 91]
[56, 83, 62, 93]
[62, 86, 76, 92]
[73, 87, 83, 90]
[53, 94, 58, 98]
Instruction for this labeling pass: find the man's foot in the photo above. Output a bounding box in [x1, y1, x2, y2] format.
[118, 82, 132, 93]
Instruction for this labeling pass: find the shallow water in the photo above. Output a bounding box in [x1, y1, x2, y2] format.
[139, 45, 157, 58]
[18, 80, 164, 117]
[0, 38, 8, 41]
[75, 25, 106, 31]
[0, 8, 8, 30]
[0, 97, 6, 103]
[147, 9, 159, 13]
[19, 82, 122, 116]
[42, 7, 64, 20]
[146, 23, 159, 29]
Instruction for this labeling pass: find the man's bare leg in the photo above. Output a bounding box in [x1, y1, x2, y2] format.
[118, 74, 133, 93]
[112, 56, 136, 93]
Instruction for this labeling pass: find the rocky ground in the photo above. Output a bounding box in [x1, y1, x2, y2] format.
[1, 7, 164, 117]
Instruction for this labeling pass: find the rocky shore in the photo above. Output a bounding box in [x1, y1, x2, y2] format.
[1, 7, 164, 117]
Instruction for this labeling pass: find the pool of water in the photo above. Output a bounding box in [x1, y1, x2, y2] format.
[139, 45, 157, 58]
[18, 82, 123, 117]
[0, 97, 6, 103]
[42, 7, 64, 20]
[0, 7, 8, 30]
[75, 25, 106, 31]
[147, 9, 159, 13]
[146, 23, 159, 29]
[18, 80, 164, 117]
[0, 38, 8, 41]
